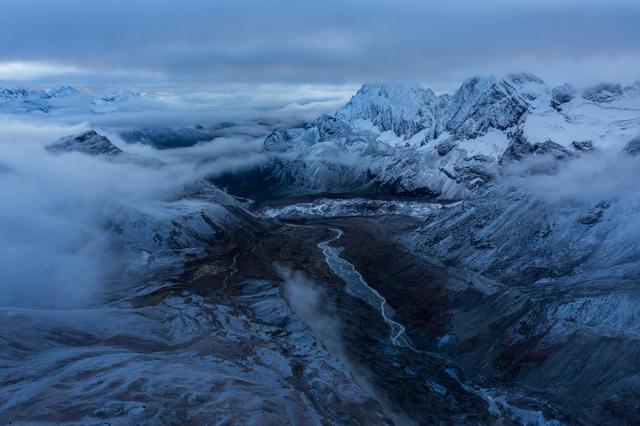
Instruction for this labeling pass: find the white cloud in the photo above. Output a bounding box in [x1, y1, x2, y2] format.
[0, 117, 267, 308]
[0, 61, 85, 81]
[1, 1, 639, 86]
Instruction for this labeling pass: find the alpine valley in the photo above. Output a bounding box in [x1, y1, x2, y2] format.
[2, 73, 640, 425]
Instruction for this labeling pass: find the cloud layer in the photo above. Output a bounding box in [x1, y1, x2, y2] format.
[1, 0, 639, 87]
[0, 117, 268, 308]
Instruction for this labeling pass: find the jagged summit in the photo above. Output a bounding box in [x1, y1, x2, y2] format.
[251, 73, 640, 200]
[41, 85, 79, 99]
[93, 90, 146, 105]
[336, 83, 441, 139]
[444, 73, 548, 139]
[47, 130, 123, 156]
[581, 80, 640, 103]
[46, 130, 168, 168]
[0, 87, 32, 101]
[583, 82, 625, 103]
[0, 85, 82, 114]
[334, 74, 548, 142]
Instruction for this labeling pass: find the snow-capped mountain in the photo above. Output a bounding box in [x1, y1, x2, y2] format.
[5, 75, 640, 424]
[90, 89, 150, 114]
[0, 85, 78, 101]
[47, 130, 124, 156]
[0, 85, 79, 112]
[398, 144, 640, 422]
[251, 73, 640, 199]
[0, 85, 150, 115]
[336, 83, 444, 139]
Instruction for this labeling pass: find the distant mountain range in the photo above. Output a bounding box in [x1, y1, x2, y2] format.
[0, 84, 148, 114]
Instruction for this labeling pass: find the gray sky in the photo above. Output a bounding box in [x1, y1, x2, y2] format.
[1, 0, 639, 88]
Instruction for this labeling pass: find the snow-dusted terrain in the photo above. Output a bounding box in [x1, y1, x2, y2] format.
[259, 197, 442, 219]
[0, 131, 392, 424]
[241, 73, 640, 423]
[3, 73, 640, 424]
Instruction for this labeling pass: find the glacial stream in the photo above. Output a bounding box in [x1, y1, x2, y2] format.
[317, 226, 561, 425]
[318, 228, 413, 348]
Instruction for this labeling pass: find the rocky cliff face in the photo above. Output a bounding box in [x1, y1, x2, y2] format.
[444, 74, 536, 139]
[401, 156, 640, 422]
[389, 117, 640, 423]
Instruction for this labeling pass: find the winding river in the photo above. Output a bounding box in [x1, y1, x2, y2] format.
[316, 226, 560, 424]
[318, 228, 413, 348]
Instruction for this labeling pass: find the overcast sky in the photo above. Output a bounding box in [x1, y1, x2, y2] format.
[1, 0, 639, 89]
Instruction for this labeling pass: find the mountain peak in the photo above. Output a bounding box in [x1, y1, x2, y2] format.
[355, 82, 435, 97]
[582, 82, 625, 103]
[444, 74, 545, 139]
[41, 85, 78, 99]
[47, 130, 123, 156]
[505, 72, 545, 85]
[333, 75, 549, 142]
[336, 83, 441, 138]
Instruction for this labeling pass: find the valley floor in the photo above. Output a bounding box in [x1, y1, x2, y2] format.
[1, 195, 632, 425]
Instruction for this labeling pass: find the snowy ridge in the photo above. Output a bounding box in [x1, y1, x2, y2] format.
[336, 83, 442, 139]
[47, 130, 124, 156]
[0, 85, 78, 101]
[0, 130, 391, 424]
[258, 73, 640, 199]
[254, 76, 640, 424]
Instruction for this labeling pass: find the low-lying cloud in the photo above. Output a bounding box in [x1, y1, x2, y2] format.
[0, 117, 267, 308]
[277, 265, 416, 425]
[279, 265, 342, 352]
[512, 148, 640, 203]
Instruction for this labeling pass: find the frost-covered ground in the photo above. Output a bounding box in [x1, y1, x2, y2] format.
[0, 280, 388, 424]
[259, 197, 443, 219]
[0, 128, 391, 424]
